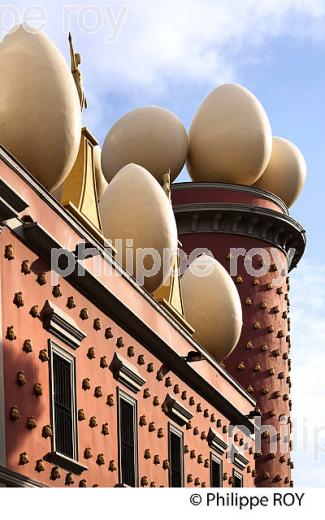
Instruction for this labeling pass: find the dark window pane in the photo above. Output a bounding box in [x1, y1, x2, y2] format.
[53, 352, 74, 458]
[120, 399, 135, 487]
[211, 458, 221, 487]
[233, 474, 243, 487]
[170, 431, 182, 487]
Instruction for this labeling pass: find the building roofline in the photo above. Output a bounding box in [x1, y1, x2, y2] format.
[0, 146, 256, 427]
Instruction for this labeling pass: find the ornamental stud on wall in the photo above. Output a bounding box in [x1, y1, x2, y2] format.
[84, 448, 92, 459]
[16, 371, 26, 386]
[193, 427, 199, 435]
[87, 347, 96, 359]
[93, 318, 101, 330]
[246, 341, 253, 350]
[4, 245, 14, 260]
[13, 292, 24, 308]
[181, 390, 187, 400]
[261, 344, 268, 352]
[101, 423, 109, 436]
[143, 388, 150, 399]
[154, 455, 160, 465]
[23, 339, 33, 353]
[163, 460, 170, 470]
[147, 362, 154, 372]
[238, 361, 246, 370]
[19, 452, 29, 465]
[139, 415, 147, 426]
[39, 349, 49, 362]
[204, 459, 209, 468]
[6, 326, 16, 341]
[201, 431, 207, 440]
[253, 278, 260, 286]
[30, 305, 40, 318]
[157, 428, 164, 438]
[138, 354, 145, 366]
[52, 284, 62, 297]
[80, 308, 89, 320]
[89, 416, 98, 428]
[106, 394, 114, 406]
[204, 409, 209, 417]
[116, 337, 124, 348]
[105, 327, 113, 339]
[186, 421, 192, 430]
[153, 396, 160, 406]
[189, 397, 195, 406]
[210, 413, 216, 422]
[79, 480, 87, 487]
[187, 474, 193, 483]
[194, 478, 200, 486]
[26, 416, 37, 430]
[36, 272, 46, 285]
[82, 378, 90, 390]
[197, 454, 203, 464]
[144, 449, 151, 459]
[100, 356, 108, 368]
[65, 473, 74, 486]
[149, 422, 155, 432]
[94, 386, 103, 398]
[35, 459, 45, 472]
[260, 302, 267, 309]
[128, 346, 135, 357]
[245, 297, 252, 305]
[10, 406, 20, 421]
[67, 296, 76, 309]
[196, 403, 202, 412]
[156, 370, 164, 381]
[141, 476, 148, 487]
[235, 275, 243, 284]
[78, 409, 86, 421]
[42, 425, 52, 438]
[109, 460, 117, 472]
[253, 321, 261, 330]
[96, 454, 105, 466]
[190, 450, 196, 459]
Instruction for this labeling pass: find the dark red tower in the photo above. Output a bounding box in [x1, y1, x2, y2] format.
[172, 182, 306, 487]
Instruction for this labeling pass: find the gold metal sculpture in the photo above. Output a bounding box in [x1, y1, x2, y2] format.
[68, 33, 87, 111]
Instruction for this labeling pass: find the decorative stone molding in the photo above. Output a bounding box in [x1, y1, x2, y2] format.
[0, 178, 28, 222]
[44, 452, 88, 475]
[208, 427, 228, 455]
[42, 300, 86, 349]
[233, 450, 250, 471]
[172, 181, 289, 214]
[110, 353, 146, 393]
[173, 202, 306, 270]
[163, 394, 193, 426]
[0, 465, 48, 487]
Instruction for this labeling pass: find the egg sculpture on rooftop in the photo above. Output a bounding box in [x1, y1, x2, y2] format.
[99, 163, 178, 293]
[181, 255, 242, 362]
[101, 106, 188, 184]
[187, 83, 272, 185]
[0, 25, 81, 191]
[253, 136, 307, 208]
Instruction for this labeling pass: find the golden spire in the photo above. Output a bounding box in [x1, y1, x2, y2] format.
[68, 32, 87, 111]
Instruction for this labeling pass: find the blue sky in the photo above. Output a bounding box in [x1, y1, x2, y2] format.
[2, 0, 325, 486]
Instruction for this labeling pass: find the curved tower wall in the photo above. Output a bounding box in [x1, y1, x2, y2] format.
[172, 182, 306, 487]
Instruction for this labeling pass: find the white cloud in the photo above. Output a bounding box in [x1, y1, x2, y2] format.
[290, 259, 325, 486]
[3, 0, 325, 137]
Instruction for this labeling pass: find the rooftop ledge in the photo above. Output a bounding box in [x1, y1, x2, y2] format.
[0, 145, 256, 431]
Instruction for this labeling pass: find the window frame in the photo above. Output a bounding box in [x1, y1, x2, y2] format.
[117, 387, 139, 487]
[48, 339, 78, 461]
[232, 469, 244, 487]
[210, 452, 223, 488]
[168, 422, 184, 487]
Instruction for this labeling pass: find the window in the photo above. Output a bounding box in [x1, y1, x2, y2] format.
[233, 470, 243, 487]
[210, 454, 222, 487]
[169, 424, 184, 487]
[118, 389, 138, 487]
[49, 342, 77, 460]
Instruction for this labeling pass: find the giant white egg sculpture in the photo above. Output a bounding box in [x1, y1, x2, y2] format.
[181, 255, 242, 361]
[187, 83, 272, 185]
[101, 106, 188, 184]
[0, 25, 81, 191]
[100, 163, 178, 293]
[253, 137, 306, 208]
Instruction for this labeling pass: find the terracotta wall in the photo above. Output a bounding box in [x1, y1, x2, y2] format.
[0, 229, 255, 488]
